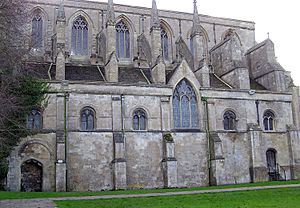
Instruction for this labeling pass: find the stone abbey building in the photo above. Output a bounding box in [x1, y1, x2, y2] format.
[6, 0, 300, 192]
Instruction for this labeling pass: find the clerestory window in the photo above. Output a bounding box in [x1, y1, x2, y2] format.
[71, 16, 88, 56]
[32, 15, 43, 48]
[116, 20, 130, 58]
[160, 27, 168, 60]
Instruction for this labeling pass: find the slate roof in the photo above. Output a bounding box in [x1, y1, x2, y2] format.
[65, 65, 105, 81]
[118, 67, 152, 84]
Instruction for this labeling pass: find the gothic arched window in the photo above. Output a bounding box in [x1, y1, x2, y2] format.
[223, 110, 236, 130]
[133, 109, 147, 131]
[80, 107, 95, 131]
[263, 110, 275, 131]
[71, 16, 88, 56]
[27, 109, 42, 130]
[116, 21, 130, 58]
[173, 79, 199, 129]
[161, 27, 168, 60]
[32, 14, 43, 48]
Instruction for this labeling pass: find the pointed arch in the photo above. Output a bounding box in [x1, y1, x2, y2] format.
[172, 78, 199, 129]
[221, 28, 242, 46]
[160, 20, 174, 61]
[30, 7, 49, 49]
[115, 14, 136, 33]
[67, 10, 94, 56]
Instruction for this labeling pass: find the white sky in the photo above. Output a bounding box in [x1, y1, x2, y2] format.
[95, 0, 300, 86]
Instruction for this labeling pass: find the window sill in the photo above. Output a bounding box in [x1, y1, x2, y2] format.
[172, 128, 202, 133]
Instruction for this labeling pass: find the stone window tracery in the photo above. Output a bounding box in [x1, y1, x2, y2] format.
[32, 14, 43, 48]
[71, 16, 88, 56]
[160, 27, 168, 60]
[133, 109, 147, 131]
[173, 79, 199, 129]
[27, 109, 42, 130]
[263, 110, 275, 131]
[116, 21, 130, 58]
[223, 110, 236, 130]
[80, 107, 95, 131]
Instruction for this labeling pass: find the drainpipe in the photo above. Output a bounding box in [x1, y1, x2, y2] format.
[201, 97, 211, 186]
[64, 91, 69, 192]
[255, 100, 260, 125]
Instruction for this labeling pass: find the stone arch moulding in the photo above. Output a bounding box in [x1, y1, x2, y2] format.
[30, 6, 49, 20]
[67, 10, 95, 28]
[160, 19, 175, 38]
[221, 28, 242, 46]
[115, 14, 137, 33]
[186, 25, 210, 43]
[18, 140, 53, 159]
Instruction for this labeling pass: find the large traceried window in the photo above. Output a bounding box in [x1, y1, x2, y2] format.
[223, 110, 236, 130]
[160, 27, 168, 60]
[173, 79, 199, 129]
[27, 109, 42, 130]
[71, 16, 88, 56]
[116, 20, 130, 58]
[80, 107, 95, 131]
[31, 14, 43, 48]
[263, 110, 275, 131]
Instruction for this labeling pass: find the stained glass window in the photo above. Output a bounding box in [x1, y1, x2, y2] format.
[81, 107, 95, 131]
[161, 27, 168, 60]
[116, 21, 130, 58]
[72, 16, 88, 55]
[133, 109, 147, 130]
[27, 110, 42, 130]
[173, 79, 199, 129]
[32, 15, 43, 48]
[223, 110, 236, 130]
[263, 110, 275, 131]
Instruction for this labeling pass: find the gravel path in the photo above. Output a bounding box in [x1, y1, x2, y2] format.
[1, 184, 299, 208]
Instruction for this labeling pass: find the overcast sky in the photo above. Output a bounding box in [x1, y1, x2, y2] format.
[95, 0, 300, 86]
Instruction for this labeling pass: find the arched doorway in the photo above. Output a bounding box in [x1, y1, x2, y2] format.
[266, 149, 278, 180]
[21, 159, 43, 192]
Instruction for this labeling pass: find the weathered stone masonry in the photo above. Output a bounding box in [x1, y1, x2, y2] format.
[5, 0, 300, 192]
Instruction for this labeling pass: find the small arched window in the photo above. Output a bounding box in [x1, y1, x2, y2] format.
[133, 109, 147, 130]
[263, 110, 275, 131]
[173, 79, 199, 129]
[32, 14, 43, 48]
[71, 16, 88, 56]
[27, 109, 42, 130]
[116, 20, 130, 58]
[80, 107, 95, 131]
[223, 110, 236, 130]
[160, 27, 168, 60]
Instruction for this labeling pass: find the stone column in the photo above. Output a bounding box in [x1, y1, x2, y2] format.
[162, 133, 178, 188]
[112, 133, 127, 189]
[287, 126, 300, 179]
[248, 124, 268, 182]
[161, 96, 171, 131]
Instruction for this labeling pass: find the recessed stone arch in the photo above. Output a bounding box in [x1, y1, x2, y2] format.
[115, 14, 136, 33]
[221, 28, 242, 46]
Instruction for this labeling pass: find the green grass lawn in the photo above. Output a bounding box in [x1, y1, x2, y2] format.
[0, 180, 299, 200]
[55, 187, 300, 208]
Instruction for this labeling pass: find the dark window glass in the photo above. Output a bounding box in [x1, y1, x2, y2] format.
[263, 111, 275, 131]
[133, 109, 147, 130]
[71, 16, 88, 55]
[81, 107, 95, 131]
[223, 110, 236, 130]
[161, 27, 168, 60]
[116, 21, 130, 58]
[32, 15, 43, 48]
[173, 79, 199, 129]
[27, 110, 42, 130]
